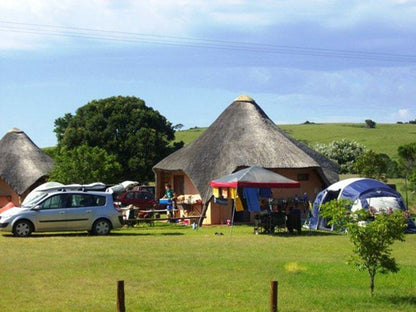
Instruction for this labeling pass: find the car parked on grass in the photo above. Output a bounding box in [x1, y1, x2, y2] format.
[0, 189, 123, 237]
[116, 190, 158, 209]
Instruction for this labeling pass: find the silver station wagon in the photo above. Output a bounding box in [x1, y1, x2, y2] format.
[0, 188, 123, 237]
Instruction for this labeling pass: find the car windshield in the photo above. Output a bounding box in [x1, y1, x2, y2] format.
[21, 192, 48, 208]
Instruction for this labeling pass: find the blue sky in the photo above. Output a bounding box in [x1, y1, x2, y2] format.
[1, 0, 416, 147]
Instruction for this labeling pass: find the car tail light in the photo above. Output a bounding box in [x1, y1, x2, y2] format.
[113, 203, 122, 213]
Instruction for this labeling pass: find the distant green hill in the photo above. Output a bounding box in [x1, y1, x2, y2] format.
[174, 127, 207, 146]
[174, 123, 416, 160]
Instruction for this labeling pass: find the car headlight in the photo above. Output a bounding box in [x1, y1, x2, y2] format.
[0, 215, 11, 221]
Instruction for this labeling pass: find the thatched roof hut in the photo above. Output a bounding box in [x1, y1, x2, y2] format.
[153, 95, 339, 224]
[0, 128, 54, 205]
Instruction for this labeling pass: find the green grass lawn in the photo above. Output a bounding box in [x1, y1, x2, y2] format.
[1, 224, 415, 311]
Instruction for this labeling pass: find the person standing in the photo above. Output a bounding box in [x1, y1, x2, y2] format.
[302, 192, 309, 215]
[163, 183, 176, 219]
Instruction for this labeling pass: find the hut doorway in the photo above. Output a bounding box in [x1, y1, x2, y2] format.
[174, 175, 184, 196]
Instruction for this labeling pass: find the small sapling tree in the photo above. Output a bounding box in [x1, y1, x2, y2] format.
[319, 200, 408, 296]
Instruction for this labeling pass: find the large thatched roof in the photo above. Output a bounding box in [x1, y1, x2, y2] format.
[0, 128, 54, 195]
[153, 95, 339, 203]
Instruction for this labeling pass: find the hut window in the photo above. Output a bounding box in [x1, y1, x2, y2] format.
[297, 173, 309, 181]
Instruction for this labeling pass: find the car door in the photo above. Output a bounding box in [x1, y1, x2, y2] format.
[64, 194, 95, 230]
[136, 191, 155, 209]
[34, 194, 70, 231]
[121, 192, 136, 206]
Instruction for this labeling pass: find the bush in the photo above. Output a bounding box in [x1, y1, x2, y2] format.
[315, 139, 366, 174]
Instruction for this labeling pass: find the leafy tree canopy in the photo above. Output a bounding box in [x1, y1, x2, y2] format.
[54, 96, 183, 182]
[354, 150, 401, 181]
[398, 142, 416, 175]
[398, 142, 416, 195]
[49, 144, 122, 184]
[315, 139, 366, 174]
[365, 119, 376, 128]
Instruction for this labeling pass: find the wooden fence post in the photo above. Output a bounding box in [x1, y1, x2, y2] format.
[117, 280, 125, 312]
[270, 280, 278, 312]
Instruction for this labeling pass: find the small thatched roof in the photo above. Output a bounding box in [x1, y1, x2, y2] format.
[153, 96, 339, 203]
[0, 128, 54, 195]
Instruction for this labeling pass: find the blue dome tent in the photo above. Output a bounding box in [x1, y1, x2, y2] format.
[310, 178, 416, 233]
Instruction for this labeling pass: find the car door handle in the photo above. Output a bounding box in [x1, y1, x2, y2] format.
[59, 211, 65, 214]
[86, 210, 92, 213]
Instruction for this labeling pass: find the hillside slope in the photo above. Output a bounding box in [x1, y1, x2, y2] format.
[175, 123, 416, 160]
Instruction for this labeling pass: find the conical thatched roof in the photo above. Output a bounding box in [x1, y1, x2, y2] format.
[153, 96, 339, 203]
[0, 128, 54, 195]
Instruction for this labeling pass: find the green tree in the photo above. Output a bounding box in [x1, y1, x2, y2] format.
[54, 113, 73, 142]
[54, 96, 183, 182]
[319, 200, 407, 296]
[355, 150, 388, 181]
[315, 139, 366, 174]
[398, 142, 416, 182]
[49, 144, 122, 184]
[398, 142, 416, 206]
[173, 123, 184, 130]
[365, 119, 376, 128]
[379, 153, 401, 179]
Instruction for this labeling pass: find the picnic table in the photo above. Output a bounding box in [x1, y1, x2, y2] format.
[121, 206, 204, 227]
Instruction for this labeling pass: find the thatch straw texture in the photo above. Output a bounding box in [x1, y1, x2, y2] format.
[153, 96, 338, 203]
[0, 128, 54, 195]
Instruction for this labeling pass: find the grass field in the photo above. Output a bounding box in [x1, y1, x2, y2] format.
[1, 224, 415, 311]
[174, 123, 416, 161]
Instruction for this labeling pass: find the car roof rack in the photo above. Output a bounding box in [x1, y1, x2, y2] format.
[39, 182, 106, 193]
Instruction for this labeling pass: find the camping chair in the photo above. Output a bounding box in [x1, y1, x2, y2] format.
[254, 213, 273, 234]
[271, 212, 287, 233]
[287, 208, 302, 234]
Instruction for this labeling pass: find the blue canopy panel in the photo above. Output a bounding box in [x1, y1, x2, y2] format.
[340, 179, 393, 201]
[357, 188, 406, 210]
[309, 190, 326, 230]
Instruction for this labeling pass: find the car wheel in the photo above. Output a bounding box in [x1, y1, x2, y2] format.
[92, 219, 111, 235]
[13, 220, 33, 237]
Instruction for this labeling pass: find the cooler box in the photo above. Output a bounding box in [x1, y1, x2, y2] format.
[159, 198, 172, 205]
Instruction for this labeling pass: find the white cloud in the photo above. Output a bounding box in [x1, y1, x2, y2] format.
[1, 0, 416, 51]
[391, 108, 416, 122]
[397, 108, 410, 119]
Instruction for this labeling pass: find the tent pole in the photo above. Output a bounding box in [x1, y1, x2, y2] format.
[198, 196, 212, 227]
[230, 187, 237, 236]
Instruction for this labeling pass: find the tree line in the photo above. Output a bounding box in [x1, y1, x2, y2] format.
[316, 139, 416, 193]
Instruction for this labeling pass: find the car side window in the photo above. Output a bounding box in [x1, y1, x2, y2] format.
[143, 192, 154, 200]
[68, 194, 105, 207]
[69, 194, 106, 207]
[41, 194, 70, 209]
[125, 192, 135, 200]
[96, 195, 106, 206]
